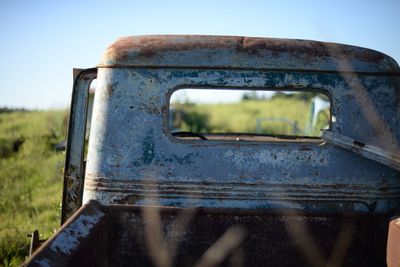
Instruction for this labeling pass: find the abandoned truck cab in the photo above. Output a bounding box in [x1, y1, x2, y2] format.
[26, 36, 400, 266]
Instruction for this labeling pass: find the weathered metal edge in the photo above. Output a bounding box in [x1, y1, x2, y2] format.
[84, 178, 400, 200]
[99, 35, 400, 73]
[95, 65, 400, 76]
[322, 130, 400, 171]
[22, 201, 106, 267]
[61, 68, 97, 224]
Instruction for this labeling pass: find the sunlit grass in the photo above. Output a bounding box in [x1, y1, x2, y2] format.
[0, 110, 67, 266]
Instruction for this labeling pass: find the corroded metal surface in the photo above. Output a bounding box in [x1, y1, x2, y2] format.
[61, 68, 97, 223]
[84, 66, 400, 214]
[322, 130, 400, 170]
[99, 35, 400, 73]
[23, 201, 108, 267]
[110, 205, 388, 267]
[23, 201, 391, 266]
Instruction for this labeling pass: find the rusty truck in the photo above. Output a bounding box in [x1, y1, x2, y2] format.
[24, 35, 400, 266]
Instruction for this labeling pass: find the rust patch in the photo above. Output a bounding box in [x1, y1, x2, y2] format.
[101, 35, 396, 71]
[115, 50, 129, 62]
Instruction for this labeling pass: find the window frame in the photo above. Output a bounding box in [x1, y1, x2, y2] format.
[166, 85, 333, 144]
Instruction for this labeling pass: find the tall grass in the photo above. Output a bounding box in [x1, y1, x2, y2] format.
[0, 110, 67, 266]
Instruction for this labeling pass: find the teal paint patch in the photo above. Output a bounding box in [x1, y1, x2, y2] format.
[142, 130, 155, 165]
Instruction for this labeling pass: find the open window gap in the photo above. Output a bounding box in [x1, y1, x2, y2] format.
[169, 88, 331, 142]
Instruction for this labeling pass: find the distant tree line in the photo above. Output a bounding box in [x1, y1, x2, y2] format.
[170, 106, 212, 133]
[241, 91, 329, 102]
[0, 107, 30, 113]
[241, 91, 268, 101]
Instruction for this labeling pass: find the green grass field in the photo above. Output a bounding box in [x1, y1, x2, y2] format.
[0, 110, 67, 266]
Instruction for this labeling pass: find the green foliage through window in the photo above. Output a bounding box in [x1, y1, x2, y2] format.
[170, 89, 330, 140]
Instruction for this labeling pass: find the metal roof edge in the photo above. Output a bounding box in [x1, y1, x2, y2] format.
[99, 35, 400, 73]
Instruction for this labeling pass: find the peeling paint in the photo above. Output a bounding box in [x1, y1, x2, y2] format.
[84, 56, 400, 214]
[49, 214, 101, 254]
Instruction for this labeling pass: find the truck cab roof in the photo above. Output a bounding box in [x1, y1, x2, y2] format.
[99, 35, 399, 73]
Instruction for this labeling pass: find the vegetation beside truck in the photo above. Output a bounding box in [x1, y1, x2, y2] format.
[0, 110, 66, 266]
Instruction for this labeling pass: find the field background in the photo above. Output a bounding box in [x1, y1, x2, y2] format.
[0, 110, 67, 266]
[0, 94, 329, 266]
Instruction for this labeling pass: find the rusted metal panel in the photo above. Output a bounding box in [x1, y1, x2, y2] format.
[23, 201, 391, 266]
[83, 66, 400, 214]
[23, 201, 108, 267]
[322, 130, 400, 171]
[61, 68, 97, 223]
[99, 35, 400, 74]
[111, 205, 388, 267]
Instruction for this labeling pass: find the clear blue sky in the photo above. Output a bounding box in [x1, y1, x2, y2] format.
[1, 0, 399, 109]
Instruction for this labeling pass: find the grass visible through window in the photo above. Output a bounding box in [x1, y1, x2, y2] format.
[169, 89, 330, 142]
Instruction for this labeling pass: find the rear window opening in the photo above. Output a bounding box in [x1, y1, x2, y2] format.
[168, 88, 331, 142]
